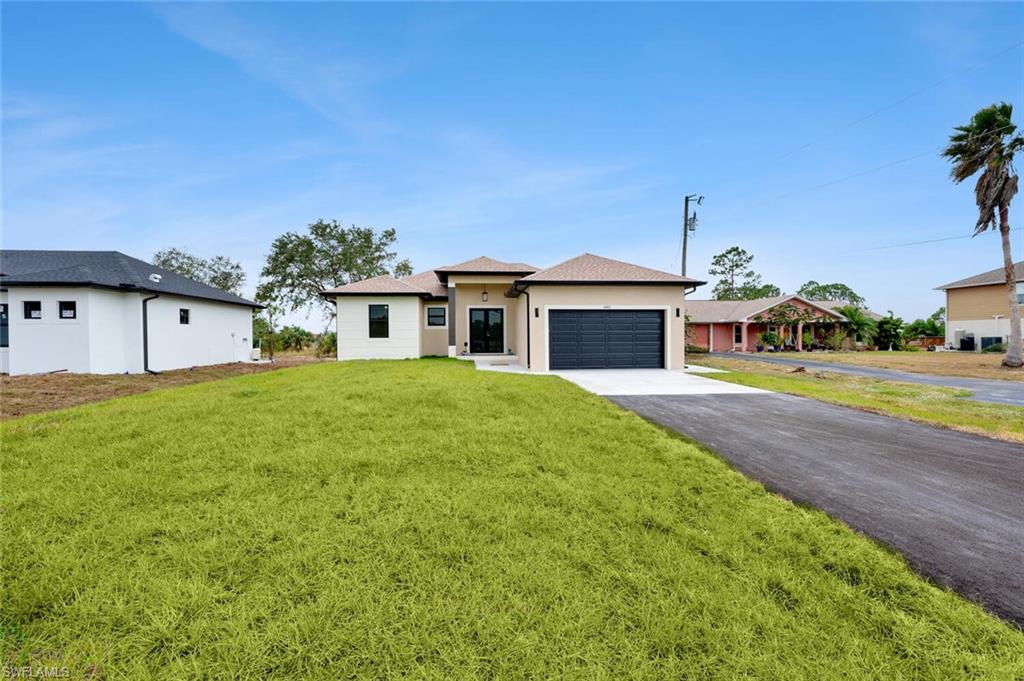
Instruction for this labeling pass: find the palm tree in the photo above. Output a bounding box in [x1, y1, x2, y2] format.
[837, 305, 877, 345]
[942, 103, 1024, 368]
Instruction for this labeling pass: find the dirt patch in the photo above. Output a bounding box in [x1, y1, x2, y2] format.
[0, 354, 326, 420]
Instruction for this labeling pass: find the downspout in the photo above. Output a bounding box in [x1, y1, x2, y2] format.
[142, 293, 160, 374]
[524, 288, 531, 369]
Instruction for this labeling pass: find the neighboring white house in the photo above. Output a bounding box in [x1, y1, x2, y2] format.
[321, 254, 705, 371]
[0, 250, 260, 375]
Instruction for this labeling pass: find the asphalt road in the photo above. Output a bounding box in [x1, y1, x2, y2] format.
[610, 392, 1024, 627]
[708, 352, 1024, 406]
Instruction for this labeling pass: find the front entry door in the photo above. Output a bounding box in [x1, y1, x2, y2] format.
[469, 308, 504, 353]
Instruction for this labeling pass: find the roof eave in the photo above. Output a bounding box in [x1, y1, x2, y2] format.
[1, 280, 261, 308]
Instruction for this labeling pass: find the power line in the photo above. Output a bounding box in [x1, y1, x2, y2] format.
[774, 40, 1024, 162]
[856, 227, 1022, 252]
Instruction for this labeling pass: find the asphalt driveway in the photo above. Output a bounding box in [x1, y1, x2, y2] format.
[709, 352, 1024, 406]
[610, 392, 1024, 626]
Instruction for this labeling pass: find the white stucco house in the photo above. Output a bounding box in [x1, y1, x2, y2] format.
[0, 250, 260, 375]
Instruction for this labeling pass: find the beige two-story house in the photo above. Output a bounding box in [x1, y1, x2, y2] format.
[937, 261, 1024, 351]
[321, 253, 704, 371]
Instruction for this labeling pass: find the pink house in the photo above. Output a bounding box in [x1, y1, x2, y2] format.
[687, 295, 856, 352]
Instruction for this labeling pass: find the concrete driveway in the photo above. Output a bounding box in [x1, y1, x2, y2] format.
[551, 369, 767, 396]
[710, 352, 1024, 406]
[609, 392, 1024, 626]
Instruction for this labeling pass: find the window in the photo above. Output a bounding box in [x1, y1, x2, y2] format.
[733, 324, 743, 344]
[1017, 282, 1024, 305]
[23, 301, 42, 319]
[426, 307, 446, 327]
[59, 300, 77, 319]
[0, 304, 8, 348]
[369, 304, 389, 338]
[179, 308, 190, 325]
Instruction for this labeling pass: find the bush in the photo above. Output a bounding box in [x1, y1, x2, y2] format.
[685, 344, 708, 354]
[277, 325, 315, 351]
[824, 329, 848, 351]
[982, 342, 1005, 353]
[758, 332, 780, 348]
[316, 331, 337, 357]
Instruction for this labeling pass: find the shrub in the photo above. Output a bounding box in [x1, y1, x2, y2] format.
[685, 344, 708, 354]
[316, 331, 337, 357]
[982, 342, 1005, 353]
[758, 331, 780, 348]
[824, 329, 848, 351]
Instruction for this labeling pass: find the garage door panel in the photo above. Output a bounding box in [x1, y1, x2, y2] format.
[549, 309, 664, 369]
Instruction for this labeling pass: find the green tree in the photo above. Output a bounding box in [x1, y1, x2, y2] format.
[708, 247, 779, 300]
[837, 305, 877, 344]
[942, 102, 1023, 367]
[797, 281, 865, 307]
[254, 281, 283, 360]
[875, 312, 905, 351]
[261, 220, 412, 318]
[903, 307, 945, 340]
[153, 247, 246, 294]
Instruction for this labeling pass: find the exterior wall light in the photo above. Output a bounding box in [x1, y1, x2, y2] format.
[482, 290, 488, 302]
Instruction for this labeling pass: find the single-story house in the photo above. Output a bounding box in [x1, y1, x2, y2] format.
[321, 253, 704, 371]
[686, 294, 877, 352]
[936, 261, 1023, 351]
[0, 250, 259, 375]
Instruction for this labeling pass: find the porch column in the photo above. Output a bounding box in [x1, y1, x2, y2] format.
[741, 322, 749, 352]
[796, 321, 804, 351]
[708, 324, 714, 352]
[447, 283, 457, 357]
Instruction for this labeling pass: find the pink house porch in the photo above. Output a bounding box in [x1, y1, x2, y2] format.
[687, 295, 850, 352]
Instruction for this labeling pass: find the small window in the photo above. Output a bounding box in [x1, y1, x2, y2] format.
[0, 304, 8, 348]
[59, 300, 77, 319]
[733, 324, 743, 344]
[1017, 282, 1024, 305]
[179, 308, 190, 325]
[426, 307, 446, 327]
[23, 301, 42, 319]
[369, 304, 389, 338]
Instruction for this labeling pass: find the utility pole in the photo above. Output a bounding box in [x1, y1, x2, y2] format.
[681, 194, 703, 277]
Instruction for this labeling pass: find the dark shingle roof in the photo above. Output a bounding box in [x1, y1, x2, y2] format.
[0, 250, 259, 307]
[936, 261, 1023, 290]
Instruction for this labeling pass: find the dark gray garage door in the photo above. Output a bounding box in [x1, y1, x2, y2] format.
[549, 310, 664, 369]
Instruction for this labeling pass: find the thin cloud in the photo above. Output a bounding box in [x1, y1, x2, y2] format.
[152, 4, 389, 136]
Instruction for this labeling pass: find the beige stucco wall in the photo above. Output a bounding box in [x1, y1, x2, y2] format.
[523, 285, 687, 371]
[451, 280, 519, 355]
[420, 301, 449, 356]
[946, 284, 1012, 320]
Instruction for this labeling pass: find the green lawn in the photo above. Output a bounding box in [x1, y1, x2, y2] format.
[689, 356, 1024, 443]
[3, 359, 1022, 678]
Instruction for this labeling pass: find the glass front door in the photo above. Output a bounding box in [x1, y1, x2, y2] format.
[469, 308, 504, 353]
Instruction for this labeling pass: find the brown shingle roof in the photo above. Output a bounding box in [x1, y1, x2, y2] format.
[518, 253, 703, 285]
[400, 270, 448, 298]
[685, 295, 861, 323]
[936, 261, 1023, 290]
[322, 275, 426, 296]
[434, 256, 538, 275]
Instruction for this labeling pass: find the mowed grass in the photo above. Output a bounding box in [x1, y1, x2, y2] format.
[770, 350, 1024, 382]
[690, 356, 1024, 443]
[2, 360, 1022, 679]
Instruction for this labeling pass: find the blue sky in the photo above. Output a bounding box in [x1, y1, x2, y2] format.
[3, 2, 1023, 328]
